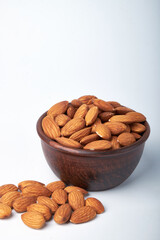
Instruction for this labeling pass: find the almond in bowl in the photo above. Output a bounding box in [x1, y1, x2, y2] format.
[37, 95, 150, 191]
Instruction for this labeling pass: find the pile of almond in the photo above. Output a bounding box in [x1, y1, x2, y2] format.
[0, 180, 104, 229]
[42, 95, 147, 150]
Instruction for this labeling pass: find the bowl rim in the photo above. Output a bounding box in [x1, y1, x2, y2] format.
[36, 111, 150, 157]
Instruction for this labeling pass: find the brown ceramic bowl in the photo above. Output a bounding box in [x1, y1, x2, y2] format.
[37, 112, 150, 191]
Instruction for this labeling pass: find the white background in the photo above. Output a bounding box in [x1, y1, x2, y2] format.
[0, 0, 160, 239]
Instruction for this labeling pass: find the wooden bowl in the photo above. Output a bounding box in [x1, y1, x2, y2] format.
[37, 112, 150, 191]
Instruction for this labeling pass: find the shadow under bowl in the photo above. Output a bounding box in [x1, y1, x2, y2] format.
[37, 112, 150, 191]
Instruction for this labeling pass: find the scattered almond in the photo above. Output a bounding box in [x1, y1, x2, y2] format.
[0, 203, 12, 219]
[21, 211, 45, 229]
[64, 186, 88, 195]
[13, 196, 37, 213]
[37, 196, 58, 214]
[85, 197, 104, 214]
[70, 206, 96, 224]
[18, 180, 45, 191]
[0, 184, 18, 197]
[54, 203, 72, 224]
[68, 190, 84, 210]
[22, 185, 51, 198]
[52, 189, 67, 205]
[46, 181, 65, 192]
[0, 191, 21, 208]
[27, 203, 52, 221]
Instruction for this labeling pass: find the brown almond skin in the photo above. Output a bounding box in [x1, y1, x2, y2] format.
[0, 184, 18, 197]
[131, 123, 146, 133]
[78, 95, 97, 104]
[54, 203, 72, 224]
[68, 191, 84, 210]
[115, 106, 134, 114]
[67, 104, 77, 118]
[70, 206, 96, 224]
[21, 211, 45, 229]
[71, 99, 82, 108]
[85, 197, 104, 214]
[55, 114, 71, 127]
[46, 181, 66, 192]
[104, 122, 127, 135]
[117, 132, 136, 147]
[84, 140, 112, 150]
[109, 115, 136, 124]
[69, 127, 91, 142]
[64, 186, 88, 195]
[126, 112, 146, 122]
[0, 191, 21, 208]
[95, 124, 111, 140]
[93, 99, 114, 112]
[61, 118, 85, 136]
[13, 196, 37, 213]
[85, 106, 99, 126]
[80, 133, 100, 145]
[52, 189, 68, 205]
[55, 137, 82, 149]
[18, 180, 45, 191]
[37, 196, 58, 214]
[22, 185, 51, 198]
[107, 101, 121, 108]
[0, 203, 12, 219]
[111, 136, 121, 150]
[27, 203, 52, 221]
[47, 101, 69, 116]
[131, 132, 141, 140]
[91, 118, 102, 133]
[99, 112, 114, 122]
[73, 104, 88, 119]
[42, 115, 60, 140]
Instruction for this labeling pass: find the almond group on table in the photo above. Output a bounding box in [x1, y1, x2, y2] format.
[0, 180, 104, 229]
[42, 95, 147, 150]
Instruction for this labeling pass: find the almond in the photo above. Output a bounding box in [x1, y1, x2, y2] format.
[131, 123, 146, 133]
[109, 114, 135, 124]
[69, 127, 91, 142]
[13, 196, 37, 213]
[111, 136, 121, 150]
[21, 211, 45, 229]
[27, 203, 52, 221]
[42, 115, 60, 139]
[55, 137, 82, 149]
[124, 124, 131, 132]
[54, 203, 72, 224]
[70, 206, 96, 224]
[107, 101, 121, 108]
[84, 140, 112, 150]
[52, 189, 67, 205]
[117, 132, 136, 147]
[71, 99, 82, 108]
[55, 114, 71, 127]
[64, 186, 88, 195]
[22, 185, 51, 197]
[73, 104, 88, 119]
[104, 122, 127, 135]
[131, 132, 141, 140]
[99, 112, 114, 122]
[0, 184, 18, 197]
[91, 118, 102, 133]
[61, 118, 85, 136]
[46, 181, 66, 192]
[95, 124, 111, 140]
[78, 95, 97, 104]
[18, 180, 45, 191]
[115, 106, 134, 114]
[47, 101, 69, 116]
[0, 191, 21, 208]
[80, 133, 100, 145]
[68, 191, 84, 210]
[0, 203, 12, 219]
[85, 197, 104, 214]
[37, 196, 58, 214]
[85, 106, 99, 126]
[126, 112, 146, 122]
[67, 104, 77, 118]
[93, 99, 114, 112]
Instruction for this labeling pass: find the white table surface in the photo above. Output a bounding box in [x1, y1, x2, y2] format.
[0, 1, 159, 239]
